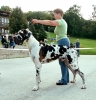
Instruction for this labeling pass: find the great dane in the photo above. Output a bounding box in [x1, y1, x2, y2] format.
[14, 29, 86, 91]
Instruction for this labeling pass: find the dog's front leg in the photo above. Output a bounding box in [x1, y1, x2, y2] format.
[32, 63, 42, 91]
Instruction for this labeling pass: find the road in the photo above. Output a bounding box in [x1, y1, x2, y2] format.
[0, 55, 96, 100]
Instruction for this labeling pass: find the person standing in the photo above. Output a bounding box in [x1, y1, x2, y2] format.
[0, 34, 2, 42]
[1, 36, 8, 48]
[76, 39, 80, 57]
[50, 39, 54, 45]
[9, 36, 16, 48]
[32, 8, 70, 85]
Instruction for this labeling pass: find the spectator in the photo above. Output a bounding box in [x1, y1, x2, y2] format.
[44, 38, 48, 44]
[0, 34, 2, 42]
[10, 36, 16, 48]
[75, 39, 80, 57]
[1, 36, 8, 48]
[67, 35, 74, 48]
[50, 40, 54, 45]
[70, 43, 74, 48]
[39, 40, 43, 43]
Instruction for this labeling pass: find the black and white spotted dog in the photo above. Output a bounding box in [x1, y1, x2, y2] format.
[14, 29, 86, 91]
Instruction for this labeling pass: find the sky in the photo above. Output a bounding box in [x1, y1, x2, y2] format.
[0, 0, 96, 20]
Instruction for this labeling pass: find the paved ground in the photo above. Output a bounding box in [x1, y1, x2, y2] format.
[0, 55, 96, 100]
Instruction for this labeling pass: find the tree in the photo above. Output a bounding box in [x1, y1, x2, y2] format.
[37, 25, 47, 41]
[24, 11, 53, 31]
[29, 23, 37, 39]
[24, 11, 49, 40]
[64, 5, 83, 37]
[0, 6, 12, 12]
[24, 11, 33, 22]
[92, 5, 96, 21]
[9, 7, 28, 34]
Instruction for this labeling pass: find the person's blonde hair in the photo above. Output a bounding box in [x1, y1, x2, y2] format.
[77, 39, 79, 41]
[53, 8, 64, 17]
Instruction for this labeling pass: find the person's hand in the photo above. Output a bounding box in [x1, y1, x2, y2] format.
[32, 19, 39, 24]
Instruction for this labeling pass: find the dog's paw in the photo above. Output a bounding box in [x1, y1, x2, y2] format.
[38, 80, 41, 83]
[70, 81, 75, 83]
[81, 85, 86, 89]
[32, 86, 39, 91]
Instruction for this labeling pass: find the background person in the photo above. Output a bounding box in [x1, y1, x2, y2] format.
[44, 38, 48, 44]
[75, 39, 80, 57]
[50, 39, 54, 45]
[67, 35, 74, 47]
[0, 34, 2, 43]
[10, 36, 16, 48]
[1, 36, 8, 48]
[32, 8, 70, 85]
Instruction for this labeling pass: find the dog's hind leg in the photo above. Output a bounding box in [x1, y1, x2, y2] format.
[66, 61, 86, 89]
[68, 64, 86, 89]
[32, 61, 42, 91]
[76, 68, 86, 89]
[69, 68, 86, 89]
[64, 58, 77, 83]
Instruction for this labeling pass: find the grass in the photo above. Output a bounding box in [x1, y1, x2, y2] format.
[70, 37, 96, 55]
[47, 32, 96, 55]
[47, 32, 56, 38]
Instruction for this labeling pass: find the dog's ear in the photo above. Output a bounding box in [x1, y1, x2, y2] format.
[18, 30, 23, 34]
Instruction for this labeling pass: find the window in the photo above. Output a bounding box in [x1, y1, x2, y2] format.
[5, 18, 7, 23]
[7, 18, 9, 23]
[8, 30, 9, 33]
[0, 28, 1, 33]
[0, 17, 1, 22]
[2, 28, 4, 33]
[5, 30, 7, 33]
[2, 18, 4, 22]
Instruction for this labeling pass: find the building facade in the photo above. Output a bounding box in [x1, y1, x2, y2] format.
[0, 10, 10, 35]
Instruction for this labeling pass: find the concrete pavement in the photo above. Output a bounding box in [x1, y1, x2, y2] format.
[0, 55, 96, 100]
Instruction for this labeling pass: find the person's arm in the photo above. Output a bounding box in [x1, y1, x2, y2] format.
[79, 42, 80, 48]
[32, 19, 59, 26]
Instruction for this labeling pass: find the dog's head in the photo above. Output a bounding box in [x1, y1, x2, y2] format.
[14, 29, 32, 45]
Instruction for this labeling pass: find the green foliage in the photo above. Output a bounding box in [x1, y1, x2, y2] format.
[24, 11, 53, 22]
[24, 11, 53, 32]
[29, 24, 37, 39]
[64, 5, 84, 37]
[24, 11, 52, 40]
[64, 5, 96, 40]
[29, 24, 47, 41]
[9, 7, 28, 34]
[48, 26, 55, 32]
[0, 6, 12, 12]
[37, 25, 47, 41]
